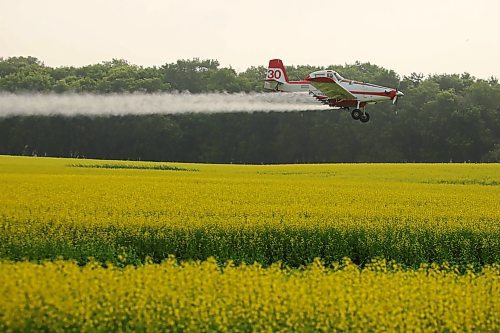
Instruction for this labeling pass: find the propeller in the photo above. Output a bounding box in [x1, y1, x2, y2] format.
[392, 81, 404, 105]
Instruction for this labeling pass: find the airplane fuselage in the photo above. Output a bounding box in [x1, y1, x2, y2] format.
[263, 59, 403, 122]
[265, 70, 400, 108]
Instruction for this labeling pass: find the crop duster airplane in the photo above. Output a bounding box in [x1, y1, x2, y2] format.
[264, 59, 404, 123]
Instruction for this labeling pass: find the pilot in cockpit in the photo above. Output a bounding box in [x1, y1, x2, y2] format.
[327, 71, 344, 82]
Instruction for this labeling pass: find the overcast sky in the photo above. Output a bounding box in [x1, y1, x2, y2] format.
[1, 0, 499, 79]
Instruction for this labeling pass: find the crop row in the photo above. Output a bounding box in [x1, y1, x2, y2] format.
[1, 220, 499, 268]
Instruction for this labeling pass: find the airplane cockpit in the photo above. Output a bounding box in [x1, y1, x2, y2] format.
[326, 70, 344, 82]
[310, 70, 344, 82]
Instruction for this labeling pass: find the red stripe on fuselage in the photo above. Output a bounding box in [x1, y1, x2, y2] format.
[306, 77, 336, 83]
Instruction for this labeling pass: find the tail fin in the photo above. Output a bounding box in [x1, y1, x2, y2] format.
[266, 59, 289, 83]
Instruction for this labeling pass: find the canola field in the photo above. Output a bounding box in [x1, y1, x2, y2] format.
[0, 155, 499, 332]
[1, 259, 498, 332]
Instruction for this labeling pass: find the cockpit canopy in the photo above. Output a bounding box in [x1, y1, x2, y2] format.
[310, 70, 344, 81]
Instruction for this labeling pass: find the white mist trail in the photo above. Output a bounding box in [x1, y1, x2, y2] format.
[0, 93, 329, 117]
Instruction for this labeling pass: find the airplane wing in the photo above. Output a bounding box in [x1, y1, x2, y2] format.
[309, 80, 356, 100]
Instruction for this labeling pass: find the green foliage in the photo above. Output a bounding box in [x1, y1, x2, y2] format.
[205, 67, 240, 92]
[0, 57, 54, 92]
[69, 163, 198, 171]
[237, 66, 266, 92]
[0, 56, 44, 77]
[160, 58, 221, 93]
[2, 223, 498, 269]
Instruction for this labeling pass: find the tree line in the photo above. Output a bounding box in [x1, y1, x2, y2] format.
[0, 56, 499, 163]
[0, 56, 264, 93]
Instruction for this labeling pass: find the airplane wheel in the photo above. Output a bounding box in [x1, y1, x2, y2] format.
[351, 109, 361, 120]
[360, 112, 370, 123]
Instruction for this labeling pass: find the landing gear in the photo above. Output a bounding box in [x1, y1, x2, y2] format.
[351, 101, 370, 123]
[360, 112, 370, 123]
[351, 109, 361, 120]
[351, 108, 370, 123]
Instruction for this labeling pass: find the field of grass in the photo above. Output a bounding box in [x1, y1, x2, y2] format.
[0, 155, 499, 331]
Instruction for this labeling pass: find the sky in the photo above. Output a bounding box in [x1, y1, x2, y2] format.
[1, 0, 499, 79]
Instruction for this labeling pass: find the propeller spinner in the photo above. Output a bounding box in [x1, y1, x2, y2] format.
[393, 90, 404, 105]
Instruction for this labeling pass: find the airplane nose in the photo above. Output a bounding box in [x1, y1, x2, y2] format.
[397, 91, 404, 97]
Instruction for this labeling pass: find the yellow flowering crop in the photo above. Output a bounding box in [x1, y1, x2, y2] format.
[0, 156, 499, 331]
[0, 155, 499, 266]
[0, 258, 498, 332]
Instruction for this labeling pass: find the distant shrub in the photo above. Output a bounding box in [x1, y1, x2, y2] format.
[69, 163, 198, 172]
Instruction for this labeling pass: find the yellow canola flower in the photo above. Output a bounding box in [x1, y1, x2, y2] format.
[0, 156, 499, 266]
[0, 157, 499, 331]
[1, 156, 498, 231]
[0, 259, 498, 332]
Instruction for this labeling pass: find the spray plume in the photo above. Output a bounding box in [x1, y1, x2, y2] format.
[0, 92, 329, 117]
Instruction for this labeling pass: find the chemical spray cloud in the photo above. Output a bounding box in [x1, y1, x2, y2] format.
[0, 92, 329, 117]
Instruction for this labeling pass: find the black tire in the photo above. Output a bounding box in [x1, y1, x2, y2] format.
[360, 112, 370, 123]
[351, 109, 361, 120]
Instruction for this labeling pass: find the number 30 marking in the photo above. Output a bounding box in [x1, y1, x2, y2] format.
[267, 69, 282, 80]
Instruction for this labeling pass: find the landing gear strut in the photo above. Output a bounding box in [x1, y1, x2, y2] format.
[351, 105, 370, 123]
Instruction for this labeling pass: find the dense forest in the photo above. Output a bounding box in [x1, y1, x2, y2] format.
[0, 56, 499, 163]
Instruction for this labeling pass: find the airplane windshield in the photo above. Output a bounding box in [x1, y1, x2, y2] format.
[334, 72, 344, 81]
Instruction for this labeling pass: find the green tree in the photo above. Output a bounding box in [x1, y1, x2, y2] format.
[237, 66, 266, 92]
[161, 58, 220, 93]
[0, 70, 54, 92]
[206, 68, 240, 92]
[0, 56, 44, 77]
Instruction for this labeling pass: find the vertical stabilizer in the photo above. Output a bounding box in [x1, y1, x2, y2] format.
[266, 59, 289, 83]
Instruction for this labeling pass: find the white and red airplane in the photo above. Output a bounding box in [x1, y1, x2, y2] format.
[264, 59, 404, 123]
